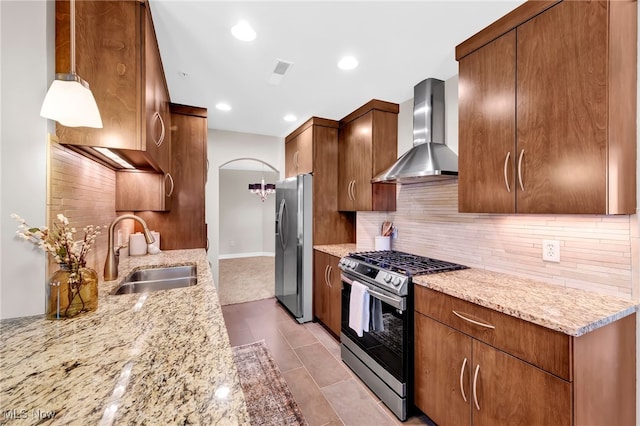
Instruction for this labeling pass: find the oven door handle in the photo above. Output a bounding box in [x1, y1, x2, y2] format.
[341, 273, 405, 310]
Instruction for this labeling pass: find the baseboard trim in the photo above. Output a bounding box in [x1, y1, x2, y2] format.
[219, 252, 275, 260]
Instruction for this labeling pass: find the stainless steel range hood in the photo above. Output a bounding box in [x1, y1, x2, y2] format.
[372, 78, 458, 184]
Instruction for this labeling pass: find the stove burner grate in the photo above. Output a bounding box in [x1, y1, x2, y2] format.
[349, 250, 468, 276]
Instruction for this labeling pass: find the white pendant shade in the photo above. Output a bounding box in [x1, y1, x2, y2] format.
[40, 73, 103, 128]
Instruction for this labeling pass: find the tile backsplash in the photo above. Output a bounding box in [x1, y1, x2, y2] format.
[48, 141, 131, 277]
[358, 181, 638, 300]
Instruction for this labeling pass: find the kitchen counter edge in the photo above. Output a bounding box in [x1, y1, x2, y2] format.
[313, 243, 357, 259]
[413, 268, 638, 337]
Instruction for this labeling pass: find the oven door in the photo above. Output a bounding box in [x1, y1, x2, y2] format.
[340, 273, 409, 384]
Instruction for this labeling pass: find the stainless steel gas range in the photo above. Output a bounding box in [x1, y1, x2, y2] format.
[338, 250, 468, 421]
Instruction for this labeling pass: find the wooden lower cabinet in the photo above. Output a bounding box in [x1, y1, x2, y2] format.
[313, 251, 341, 337]
[414, 286, 636, 426]
[414, 314, 570, 426]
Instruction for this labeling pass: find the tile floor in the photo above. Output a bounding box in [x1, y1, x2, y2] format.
[221, 297, 434, 426]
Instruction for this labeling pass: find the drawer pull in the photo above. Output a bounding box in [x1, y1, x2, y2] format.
[473, 364, 481, 411]
[459, 357, 468, 402]
[452, 310, 495, 329]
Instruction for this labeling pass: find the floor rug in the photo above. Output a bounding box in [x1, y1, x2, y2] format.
[219, 257, 275, 305]
[232, 340, 307, 426]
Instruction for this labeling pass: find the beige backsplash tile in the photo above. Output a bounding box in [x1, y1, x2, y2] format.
[357, 181, 636, 300]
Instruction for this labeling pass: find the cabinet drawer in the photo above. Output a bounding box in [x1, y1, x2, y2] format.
[415, 285, 571, 380]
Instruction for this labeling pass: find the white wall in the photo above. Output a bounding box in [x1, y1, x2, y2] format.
[206, 129, 284, 286]
[219, 169, 277, 257]
[0, 1, 51, 319]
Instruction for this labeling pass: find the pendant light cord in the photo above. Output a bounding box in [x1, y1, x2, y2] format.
[70, 0, 76, 74]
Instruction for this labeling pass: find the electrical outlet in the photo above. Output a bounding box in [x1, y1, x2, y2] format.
[392, 227, 398, 239]
[542, 239, 560, 262]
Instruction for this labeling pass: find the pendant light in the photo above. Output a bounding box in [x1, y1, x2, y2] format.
[40, 0, 103, 128]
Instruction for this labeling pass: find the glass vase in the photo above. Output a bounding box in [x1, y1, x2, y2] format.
[46, 265, 98, 319]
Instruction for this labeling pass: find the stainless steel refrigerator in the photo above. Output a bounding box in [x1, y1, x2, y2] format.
[275, 174, 313, 323]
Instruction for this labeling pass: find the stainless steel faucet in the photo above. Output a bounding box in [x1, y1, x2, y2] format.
[104, 214, 155, 281]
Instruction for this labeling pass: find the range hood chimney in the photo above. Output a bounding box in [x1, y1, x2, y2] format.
[372, 78, 458, 184]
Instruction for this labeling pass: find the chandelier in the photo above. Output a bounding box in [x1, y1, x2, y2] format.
[248, 177, 276, 202]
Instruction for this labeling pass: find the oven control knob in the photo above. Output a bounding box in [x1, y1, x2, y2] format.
[348, 261, 357, 269]
[392, 277, 402, 286]
[383, 274, 392, 283]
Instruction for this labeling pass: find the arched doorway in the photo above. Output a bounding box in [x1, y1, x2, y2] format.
[217, 158, 279, 305]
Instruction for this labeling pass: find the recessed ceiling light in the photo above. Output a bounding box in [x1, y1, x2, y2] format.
[338, 56, 358, 70]
[283, 114, 297, 122]
[216, 103, 232, 111]
[231, 21, 256, 42]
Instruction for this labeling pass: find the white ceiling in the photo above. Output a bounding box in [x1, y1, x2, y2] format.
[149, 1, 525, 138]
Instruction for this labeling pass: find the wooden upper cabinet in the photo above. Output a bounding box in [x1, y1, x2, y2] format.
[458, 31, 516, 213]
[456, 0, 637, 214]
[136, 105, 208, 249]
[55, 0, 171, 173]
[338, 100, 398, 212]
[285, 125, 313, 177]
[283, 117, 354, 246]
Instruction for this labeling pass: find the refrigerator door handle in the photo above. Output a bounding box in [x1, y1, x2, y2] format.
[277, 198, 288, 250]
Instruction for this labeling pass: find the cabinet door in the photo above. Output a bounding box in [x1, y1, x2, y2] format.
[415, 313, 472, 426]
[339, 115, 372, 211]
[338, 122, 356, 211]
[516, 1, 607, 214]
[458, 31, 516, 213]
[285, 138, 298, 178]
[285, 127, 314, 178]
[313, 251, 330, 324]
[351, 113, 374, 211]
[472, 340, 571, 426]
[115, 171, 170, 212]
[56, 0, 140, 149]
[296, 126, 314, 175]
[143, 4, 171, 173]
[326, 255, 341, 337]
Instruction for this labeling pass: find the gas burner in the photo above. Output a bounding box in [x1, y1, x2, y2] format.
[348, 250, 468, 276]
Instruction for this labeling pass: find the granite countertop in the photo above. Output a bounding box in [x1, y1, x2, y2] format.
[313, 243, 356, 259]
[0, 249, 250, 425]
[413, 268, 639, 337]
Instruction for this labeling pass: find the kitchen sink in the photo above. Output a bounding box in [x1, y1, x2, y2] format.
[113, 265, 197, 295]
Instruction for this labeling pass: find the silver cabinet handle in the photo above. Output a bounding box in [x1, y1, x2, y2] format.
[152, 111, 166, 147]
[473, 364, 481, 411]
[517, 148, 525, 192]
[164, 173, 174, 197]
[327, 266, 333, 288]
[351, 180, 356, 200]
[503, 151, 511, 193]
[459, 357, 468, 402]
[324, 265, 330, 287]
[347, 181, 353, 201]
[452, 310, 495, 329]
